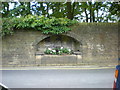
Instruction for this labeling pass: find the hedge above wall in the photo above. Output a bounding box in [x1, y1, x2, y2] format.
[1, 15, 78, 36]
[1, 15, 118, 36]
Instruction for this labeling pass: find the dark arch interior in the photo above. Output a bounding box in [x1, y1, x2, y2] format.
[36, 35, 82, 54]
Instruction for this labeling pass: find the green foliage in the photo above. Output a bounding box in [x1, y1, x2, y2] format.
[1, 15, 77, 36]
[2, 2, 119, 22]
[61, 48, 70, 54]
[44, 49, 52, 54]
[2, 18, 14, 36]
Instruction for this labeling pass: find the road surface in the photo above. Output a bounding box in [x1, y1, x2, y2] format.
[1, 68, 115, 88]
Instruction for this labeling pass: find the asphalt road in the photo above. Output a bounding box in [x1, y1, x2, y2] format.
[1, 68, 115, 88]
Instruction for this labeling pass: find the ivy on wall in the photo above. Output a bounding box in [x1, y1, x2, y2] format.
[1, 15, 78, 36]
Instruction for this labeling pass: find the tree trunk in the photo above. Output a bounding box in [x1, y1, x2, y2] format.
[20, 2, 25, 16]
[89, 2, 92, 22]
[84, 8, 88, 22]
[71, 2, 76, 20]
[92, 9, 95, 22]
[2, 2, 9, 17]
[40, 2, 45, 15]
[66, 2, 73, 20]
[26, 2, 31, 15]
[46, 3, 49, 18]
[97, 9, 99, 22]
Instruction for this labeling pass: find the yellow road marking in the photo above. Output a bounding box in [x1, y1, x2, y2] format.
[0, 67, 115, 70]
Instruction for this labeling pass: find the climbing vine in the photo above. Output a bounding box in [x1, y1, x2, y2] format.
[1, 15, 78, 36]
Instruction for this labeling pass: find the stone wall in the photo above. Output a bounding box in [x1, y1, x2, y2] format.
[2, 23, 118, 66]
[35, 55, 82, 65]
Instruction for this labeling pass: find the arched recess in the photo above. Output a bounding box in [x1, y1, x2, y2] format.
[33, 32, 83, 46]
[32, 32, 84, 54]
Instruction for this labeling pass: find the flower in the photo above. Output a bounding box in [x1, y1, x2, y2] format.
[60, 47, 63, 49]
[68, 49, 71, 52]
[52, 50, 56, 52]
[48, 48, 52, 50]
[45, 47, 72, 55]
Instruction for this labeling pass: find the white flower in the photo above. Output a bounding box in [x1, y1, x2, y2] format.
[48, 48, 52, 50]
[68, 49, 71, 52]
[61, 47, 63, 49]
[52, 50, 56, 52]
